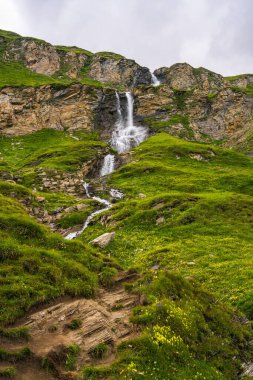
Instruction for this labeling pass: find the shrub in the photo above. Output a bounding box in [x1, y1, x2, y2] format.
[89, 342, 109, 359]
[66, 318, 82, 330]
[65, 344, 80, 371]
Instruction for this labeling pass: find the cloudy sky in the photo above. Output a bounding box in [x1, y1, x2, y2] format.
[0, 0, 252, 76]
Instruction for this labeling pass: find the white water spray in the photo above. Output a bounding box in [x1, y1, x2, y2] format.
[65, 182, 122, 240]
[151, 73, 160, 86]
[109, 91, 148, 155]
[66, 90, 147, 239]
[100, 154, 115, 176]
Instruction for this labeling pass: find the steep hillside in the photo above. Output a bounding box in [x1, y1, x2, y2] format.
[1, 29, 253, 380]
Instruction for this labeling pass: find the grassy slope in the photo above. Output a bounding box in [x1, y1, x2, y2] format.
[0, 129, 120, 327]
[79, 133, 253, 319]
[0, 129, 106, 187]
[0, 189, 116, 324]
[0, 131, 253, 378]
[81, 272, 252, 380]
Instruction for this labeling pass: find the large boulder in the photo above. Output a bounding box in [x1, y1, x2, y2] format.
[90, 232, 115, 248]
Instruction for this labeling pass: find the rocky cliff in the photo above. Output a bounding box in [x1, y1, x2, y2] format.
[135, 63, 253, 149]
[1, 29, 253, 152]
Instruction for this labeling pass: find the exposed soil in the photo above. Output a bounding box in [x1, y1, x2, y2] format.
[0, 273, 140, 379]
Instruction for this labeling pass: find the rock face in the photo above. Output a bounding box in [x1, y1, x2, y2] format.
[0, 84, 103, 135]
[89, 54, 151, 86]
[134, 65, 253, 148]
[154, 63, 224, 90]
[22, 40, 61, 75]
[0, 277, 139, 379]
[1, 31, 151, 85]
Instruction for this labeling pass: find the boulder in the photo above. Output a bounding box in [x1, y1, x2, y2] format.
[90, 232, 115, 248]
[156, 216, 165, 225]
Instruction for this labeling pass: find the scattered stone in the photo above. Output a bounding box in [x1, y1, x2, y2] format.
[139, 294, 148, 306]
[36, 196, 45, 202]
[242, 362, 253, 377]
[187, 261, 196, 266]
[150, 263, 160, 271]
[156, 216, 165, 225]
[189, 153, 205, 161]
[90, 232, 115, 248]
[139, 193, 146, 198]
[76, 203, 87, 211]
[153, 202, 165, 210]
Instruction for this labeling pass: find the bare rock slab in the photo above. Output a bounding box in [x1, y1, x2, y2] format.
[90, 232, 115, 248]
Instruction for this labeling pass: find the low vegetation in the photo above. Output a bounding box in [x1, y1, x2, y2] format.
[80, 272, 252, 379]
[80, 134, 253, 320]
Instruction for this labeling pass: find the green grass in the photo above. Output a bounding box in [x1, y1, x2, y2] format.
[80, 272, 252, 380]
[89, 342, 109, 359]
[79, 133, 253, 318]
[0, 347, 31, 362]
[65, 343, 80, 371]
[144, 114, 194, 139]
[0, 129, 106, 188]
[94, 51, 125, 61]
[225, 74, 253, 81]
[0, 326, 29, 341]
[0, 61, 65, 88]
[229, 85, 253, 97]
[0, 186, 117, 324]
[0, 366, 16, 378]
[56, 45, 93, 56]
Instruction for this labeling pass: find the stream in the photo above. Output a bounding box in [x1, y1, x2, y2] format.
[65, 85, 154, 240]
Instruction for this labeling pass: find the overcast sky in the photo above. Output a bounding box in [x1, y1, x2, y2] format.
[0, 0, 252, 76]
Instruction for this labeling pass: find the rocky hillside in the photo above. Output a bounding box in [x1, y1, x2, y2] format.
[1, 29, 253, 153]
[1, 29, 253, 380]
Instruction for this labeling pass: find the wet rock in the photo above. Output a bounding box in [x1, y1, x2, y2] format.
[90, 232, 115, 248]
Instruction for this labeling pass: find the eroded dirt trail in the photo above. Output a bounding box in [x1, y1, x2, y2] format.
[0, 273, 139, 379]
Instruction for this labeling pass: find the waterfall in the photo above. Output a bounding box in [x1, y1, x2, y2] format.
[100, 154, 115, 176]
[115, 91, 123, 126]
[110, 91, 148, 155]
[65, 91, 147, 240]
[151, 73, 160, 86]
[126, 92, 134, 128]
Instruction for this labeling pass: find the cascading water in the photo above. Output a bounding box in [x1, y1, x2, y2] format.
[65, 90, 147, 239]
[109, 91, 148, 156]
[151, 73, 160, 86]
[65, 182, 121, 240]
[100, 154, 115, 176]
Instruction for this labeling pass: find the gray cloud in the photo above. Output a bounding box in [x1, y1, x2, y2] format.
[0, 0, 252, 75]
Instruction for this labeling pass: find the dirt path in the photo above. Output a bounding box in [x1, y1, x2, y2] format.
[0, 273, 139, 379]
